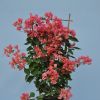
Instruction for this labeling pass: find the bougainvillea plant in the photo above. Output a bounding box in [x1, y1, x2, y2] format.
[4, 12, 92, 100]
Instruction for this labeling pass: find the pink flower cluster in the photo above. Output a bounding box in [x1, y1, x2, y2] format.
[61, 57, 76, 72]
[4, 45, 26, 70]
[4, 44, 14, 57]
[13, 18, 23, 30]
[76, 56, 92, 65]
[13, 12, 76, 57]
[52, 53, 76, 73]
[20, 92, 30, 100]
[58, 88, 72, 100]
[34, 46, 45, 58]
[42, 60, 59, 84]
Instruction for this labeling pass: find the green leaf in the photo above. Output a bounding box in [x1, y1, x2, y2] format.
[66, 74, 72, 80]
[33, 58, 41, 63]
[31, 69, 41, 76]
[33, 37, 40, 46]
[25, 37, 33, 45]
[30, 99, 35, 100]
[25, 75, 29, 81]
[30, 92, 35, 97]
[73, 47, 81, 50]
[69, 36, 79, 42]
[65, 40, 70, 47]
[41, 49, 47, 54]
[24, 42, 29, 45]
[69, 55, 76, 58]
[68, 49, 73, 55]
[27, 46, 33, 51]
[24, 68, 30, 75]
[27, 75, 34, 83]
[29, 62, 34, 70]
[37, 95, 43, 100]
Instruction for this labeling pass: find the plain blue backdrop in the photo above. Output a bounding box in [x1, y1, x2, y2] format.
[0, 0, 100, 100]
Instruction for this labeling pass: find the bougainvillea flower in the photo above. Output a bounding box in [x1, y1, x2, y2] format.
[76, 56, 92, 65]
[58, 88, 72, 100]
[4, 44, 13, 57]
[20, 92, 30, 100]
[4, 44, 26, 70]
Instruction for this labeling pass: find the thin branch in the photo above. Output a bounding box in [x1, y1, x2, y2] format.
[68, 13, 71, 29]
[41, 17, 73, 22]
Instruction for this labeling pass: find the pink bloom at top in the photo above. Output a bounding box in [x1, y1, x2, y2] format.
[13, 18, 23, 27]
[13, 18, 23, 30]
[18, 18, 23, 23]
[69, 29, 76, 37]
[24, 18, 32, 29]
[20, 92, 30, 100]
[58, 88, 72, 100]
[44, 12, 53, 19]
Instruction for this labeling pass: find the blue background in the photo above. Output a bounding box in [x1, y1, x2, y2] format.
[0, 0, 99, 100]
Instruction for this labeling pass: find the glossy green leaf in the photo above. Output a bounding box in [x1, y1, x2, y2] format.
[73, 47, 81, 50]
[27, 75, 34, 83]
[30, 92, 35, 97]
[24, 68, 30, 75]
[27, 46, 33, 51]
[69, 36, 79, 42]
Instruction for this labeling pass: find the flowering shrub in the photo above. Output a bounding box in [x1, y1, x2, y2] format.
[4, 12, 92, 100]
